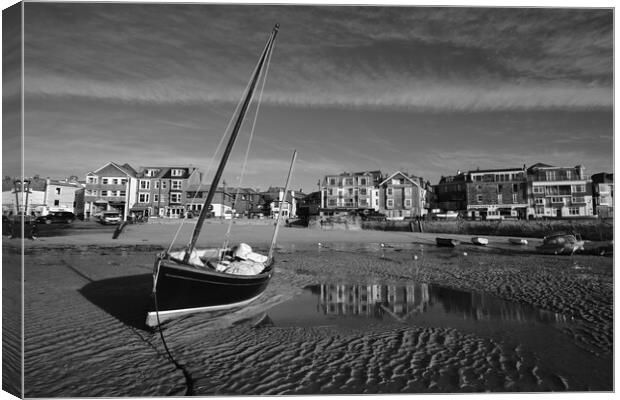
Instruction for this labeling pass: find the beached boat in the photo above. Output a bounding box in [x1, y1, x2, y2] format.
[536, 233, 585, 255]
[436, 237, 460, 247]
[508, 238, 528, 245]
[146, 24, 290, 328]
[471, 237, 488, 246]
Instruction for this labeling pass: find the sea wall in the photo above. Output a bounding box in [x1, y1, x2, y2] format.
[361, 219, 613, 241]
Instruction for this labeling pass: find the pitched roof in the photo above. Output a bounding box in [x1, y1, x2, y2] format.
[379, 171, 421, 187]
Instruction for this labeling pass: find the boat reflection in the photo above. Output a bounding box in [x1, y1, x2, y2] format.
[312, 283, 568, 325]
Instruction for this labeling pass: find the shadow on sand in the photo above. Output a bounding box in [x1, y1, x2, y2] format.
[79, 274, 153, 331]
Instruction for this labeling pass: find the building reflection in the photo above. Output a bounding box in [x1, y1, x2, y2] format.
[315, 283, 567, 324]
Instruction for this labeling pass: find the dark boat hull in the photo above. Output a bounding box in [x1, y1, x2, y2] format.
[146, 259, 273, 327]
[436, 238, 460, 247]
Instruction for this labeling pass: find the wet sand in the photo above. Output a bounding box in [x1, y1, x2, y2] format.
[5, 222, 614, 396]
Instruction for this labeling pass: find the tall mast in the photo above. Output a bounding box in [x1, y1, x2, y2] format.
[184, 24, 279, 262]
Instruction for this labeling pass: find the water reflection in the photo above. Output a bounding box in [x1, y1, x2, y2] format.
[274, 282, 569, 327]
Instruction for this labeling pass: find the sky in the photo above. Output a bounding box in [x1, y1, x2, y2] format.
[4, 2, 614, 192]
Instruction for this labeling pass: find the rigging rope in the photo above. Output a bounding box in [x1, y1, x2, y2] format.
[163, 42, 268, 255]
[222, 38, 276, 251]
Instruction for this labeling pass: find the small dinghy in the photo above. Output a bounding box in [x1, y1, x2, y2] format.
[508, 238, 528, 245]
[471, 237, 488, 246]
[436, 237, 460, 247]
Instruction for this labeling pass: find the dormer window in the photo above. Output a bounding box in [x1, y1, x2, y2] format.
[171, 169, 184, 177]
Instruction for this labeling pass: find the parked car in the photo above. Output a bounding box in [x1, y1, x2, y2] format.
[99, 211, 121, 225]
[35, 211, 75, 225]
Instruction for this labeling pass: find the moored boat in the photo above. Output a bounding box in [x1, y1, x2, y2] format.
[146, 24, 289, 328]
[536, 233, 585, 255]
[508, 238, 528, 245]
[436, 237, 460, 247]
[471, 237, 488, 246]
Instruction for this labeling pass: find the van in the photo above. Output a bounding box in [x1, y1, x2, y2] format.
[99, 211, 121, 225]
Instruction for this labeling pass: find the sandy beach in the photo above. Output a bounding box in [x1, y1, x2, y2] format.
[4, 220, 613, 396]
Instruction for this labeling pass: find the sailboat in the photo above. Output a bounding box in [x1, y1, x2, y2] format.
[146, 24, 287, 328]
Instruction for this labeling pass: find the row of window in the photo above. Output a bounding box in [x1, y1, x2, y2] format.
[87, 177, 128, 185]
[327, 199, 375, 207]
[471, 172, 525, 182]
[139, 179, 183, 190]
[138, 192, 182, 203]
[86, 190, 126, 197]
[535, 206, 582, 215]
[327, 188, 373, 196]
[326, 177, 371, 186]
[144, 168, 185, 177]
[532, 185, 586, 194]
[534, 197, 586, 205]
[386, 199, 412, 208]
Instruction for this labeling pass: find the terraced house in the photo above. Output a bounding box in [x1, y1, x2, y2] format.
[321, 171, 382, 211]
[526, 163, 593, 218]
[378, 171, 427, 220]
[84, 162, 137, 219]
[466, 167, 529, 220]
[133, 166, 202, 218]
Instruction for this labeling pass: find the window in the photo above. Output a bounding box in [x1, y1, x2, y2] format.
[546, 171, 556, 181]
[387, 188, 393, 196]
[569, 207, 580, 215]
[91, 190, 98, 196]
[359, 199, 368, 207]
[170, 193, 181, 203]
[566, 170, 572, 180]
[327, 188, 333, 196]
[102, 178, 109, 184]
[404, 199, 412, 208]
[512, 193, 518, 203]
[535, 198, 545, 205]
[551, 197, 564, 204]
[112, 178, 119, 185]
[161, 181, 167, 189]
[533, 186, 544, 194]
[477, 194, 482, 202]
[56, 188, 61, 195]
[120, 190, 126, 197]
[360, 178, 367, 185]
[344, 178, 353, 186]
[171, 169, 184, 177]
[404, 187, 412, 195]
[571, 185, 586, 193]
[328, 199, 337, 206]
[387, 199, 394, 208]
[154, 181, 160, 189]
[359, 188, 367, 196]
[101, 190, 109, 196]
[139, 193, 150, 203]
[139, 180, 151, 190]
[87, 176, 98, 184]
[153, 194, 159, 202]
[512, 184, 519, 192]
[120, 178, 127, 185]
[497, 194, 503, 204]
[54, 200, 59, 206]
[329, 178, 336, 186]
[572, 196, 585, 204]
[536, 206, 545, 214]
[171, 180, 183, 190]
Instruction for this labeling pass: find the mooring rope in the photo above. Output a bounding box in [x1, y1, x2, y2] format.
[152, 257, 195, 395]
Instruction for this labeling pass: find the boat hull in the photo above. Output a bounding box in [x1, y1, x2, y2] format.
[471, 237, 488, 246]
[508, 238, 528, 245]
[436, 238, 460, 247]
[146, 259, 273, 327]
